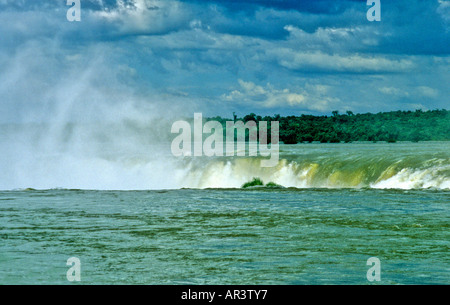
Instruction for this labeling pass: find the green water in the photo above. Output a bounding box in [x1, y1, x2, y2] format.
[0, 188, 448, 284]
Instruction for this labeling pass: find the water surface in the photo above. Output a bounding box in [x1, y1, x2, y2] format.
[1, 187, 448, 284]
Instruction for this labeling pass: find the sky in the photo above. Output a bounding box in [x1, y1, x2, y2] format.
[0, 0, 449, 122]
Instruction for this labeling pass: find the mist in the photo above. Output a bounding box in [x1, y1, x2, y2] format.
[0, 39, 192, 190]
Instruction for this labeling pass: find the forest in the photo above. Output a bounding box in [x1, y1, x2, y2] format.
[207, 109, 449, 143]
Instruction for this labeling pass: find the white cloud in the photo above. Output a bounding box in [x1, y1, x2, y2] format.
[379, 86, 439, 99]
[92, 0, 191, 35]
[416, 86, 439, 98]
[222, 80, 339, 111]
[269, 48, 415, 73]
[284, 24, 378, 49]
[437, 0, 450, 24]
[379, 87, 410, 97]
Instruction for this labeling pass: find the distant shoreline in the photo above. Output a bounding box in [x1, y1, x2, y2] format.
[208, 109, 449, 144]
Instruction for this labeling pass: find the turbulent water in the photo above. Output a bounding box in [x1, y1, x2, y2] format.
[0, 140, 449, 284]
[180, 142, 450, 190]
[0, 125, 449, 191]
[0, 188, 448, 285]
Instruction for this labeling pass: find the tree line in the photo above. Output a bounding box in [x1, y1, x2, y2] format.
[208, 109, 449, 143]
